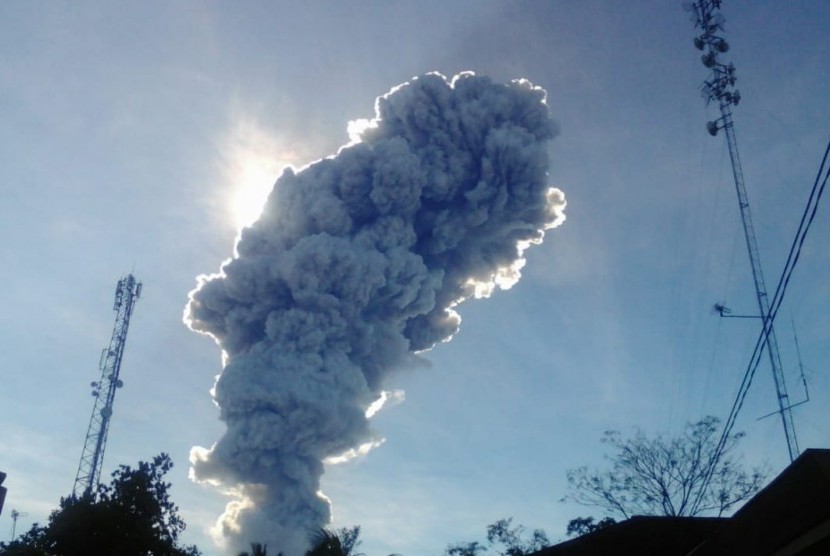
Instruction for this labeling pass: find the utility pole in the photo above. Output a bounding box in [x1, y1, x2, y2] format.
[688, 0, 799, 462]
[73, 274, 142, 496]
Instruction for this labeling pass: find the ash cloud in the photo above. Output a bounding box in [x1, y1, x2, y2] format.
[185, 72, 565, 555]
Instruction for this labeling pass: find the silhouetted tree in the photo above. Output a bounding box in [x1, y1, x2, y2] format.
[565, 516, 616, 538]
[305, 526, 363, 556]
[0, 453, 200, 556]
[562, 416, 767, 519]
[445, 541, 485, 556]
[238, 542, 273, 556]
[445, 518, 549, 556]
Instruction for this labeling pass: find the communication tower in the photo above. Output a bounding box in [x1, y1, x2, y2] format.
[73, 274, 142, 496]
[688, 0, 799, 462]
[10, 509, 27, 541]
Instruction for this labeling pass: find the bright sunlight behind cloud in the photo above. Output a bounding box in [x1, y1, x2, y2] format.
[223, 119, 296, 230]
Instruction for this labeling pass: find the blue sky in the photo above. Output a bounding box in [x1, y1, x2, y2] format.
[1, 1, 828, 554]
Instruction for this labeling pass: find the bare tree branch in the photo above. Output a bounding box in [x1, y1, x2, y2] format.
[562, 417, 768, 520]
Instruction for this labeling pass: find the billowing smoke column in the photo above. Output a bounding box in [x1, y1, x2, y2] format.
[185, 72, 565, 555]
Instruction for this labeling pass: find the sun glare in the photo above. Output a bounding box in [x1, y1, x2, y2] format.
[223, 119, 297, 230]
[230, 158, 281, 229]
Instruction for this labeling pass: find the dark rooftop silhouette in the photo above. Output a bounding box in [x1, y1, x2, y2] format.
[535, 449, 830, 556]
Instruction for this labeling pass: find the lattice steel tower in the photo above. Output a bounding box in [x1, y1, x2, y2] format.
[688, 0, 799, 462]
[73, 274, 142, 496]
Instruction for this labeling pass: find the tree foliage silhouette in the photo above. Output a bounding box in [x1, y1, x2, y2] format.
[445, 518, 549, 556]
[238, 542, 273, 556]
[305, 526, 363, 556]
[562, 416, 767, 519]
[564, 516, 616, 538]
[0, 453, 200, 556]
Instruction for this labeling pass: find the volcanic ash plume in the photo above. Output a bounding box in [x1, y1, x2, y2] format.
[184, 72, 565, 554]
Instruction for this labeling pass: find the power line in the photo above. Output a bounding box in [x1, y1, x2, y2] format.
[697, 139, 828, 513]
[692, 135, 829, 513]
[721, 137, 829, 433]
[688, 0, 799, 463]
[685, 0, 829, 514]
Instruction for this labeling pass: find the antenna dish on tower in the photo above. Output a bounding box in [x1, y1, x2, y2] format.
[702, 52, 717, 67]
[73, 274, 142, 497]
[687, 0, 800, 465]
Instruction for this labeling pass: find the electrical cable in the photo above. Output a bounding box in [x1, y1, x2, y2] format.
[691, 135, 830, 514]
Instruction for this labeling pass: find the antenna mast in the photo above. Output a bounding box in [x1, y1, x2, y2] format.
[73, 274, 142, 496]
[688, 0, 799, 462]
[10, 509, 28, 542]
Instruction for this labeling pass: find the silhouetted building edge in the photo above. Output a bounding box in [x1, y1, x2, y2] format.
[689, 448, 830, 555]
[534, 448, 830, 556]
